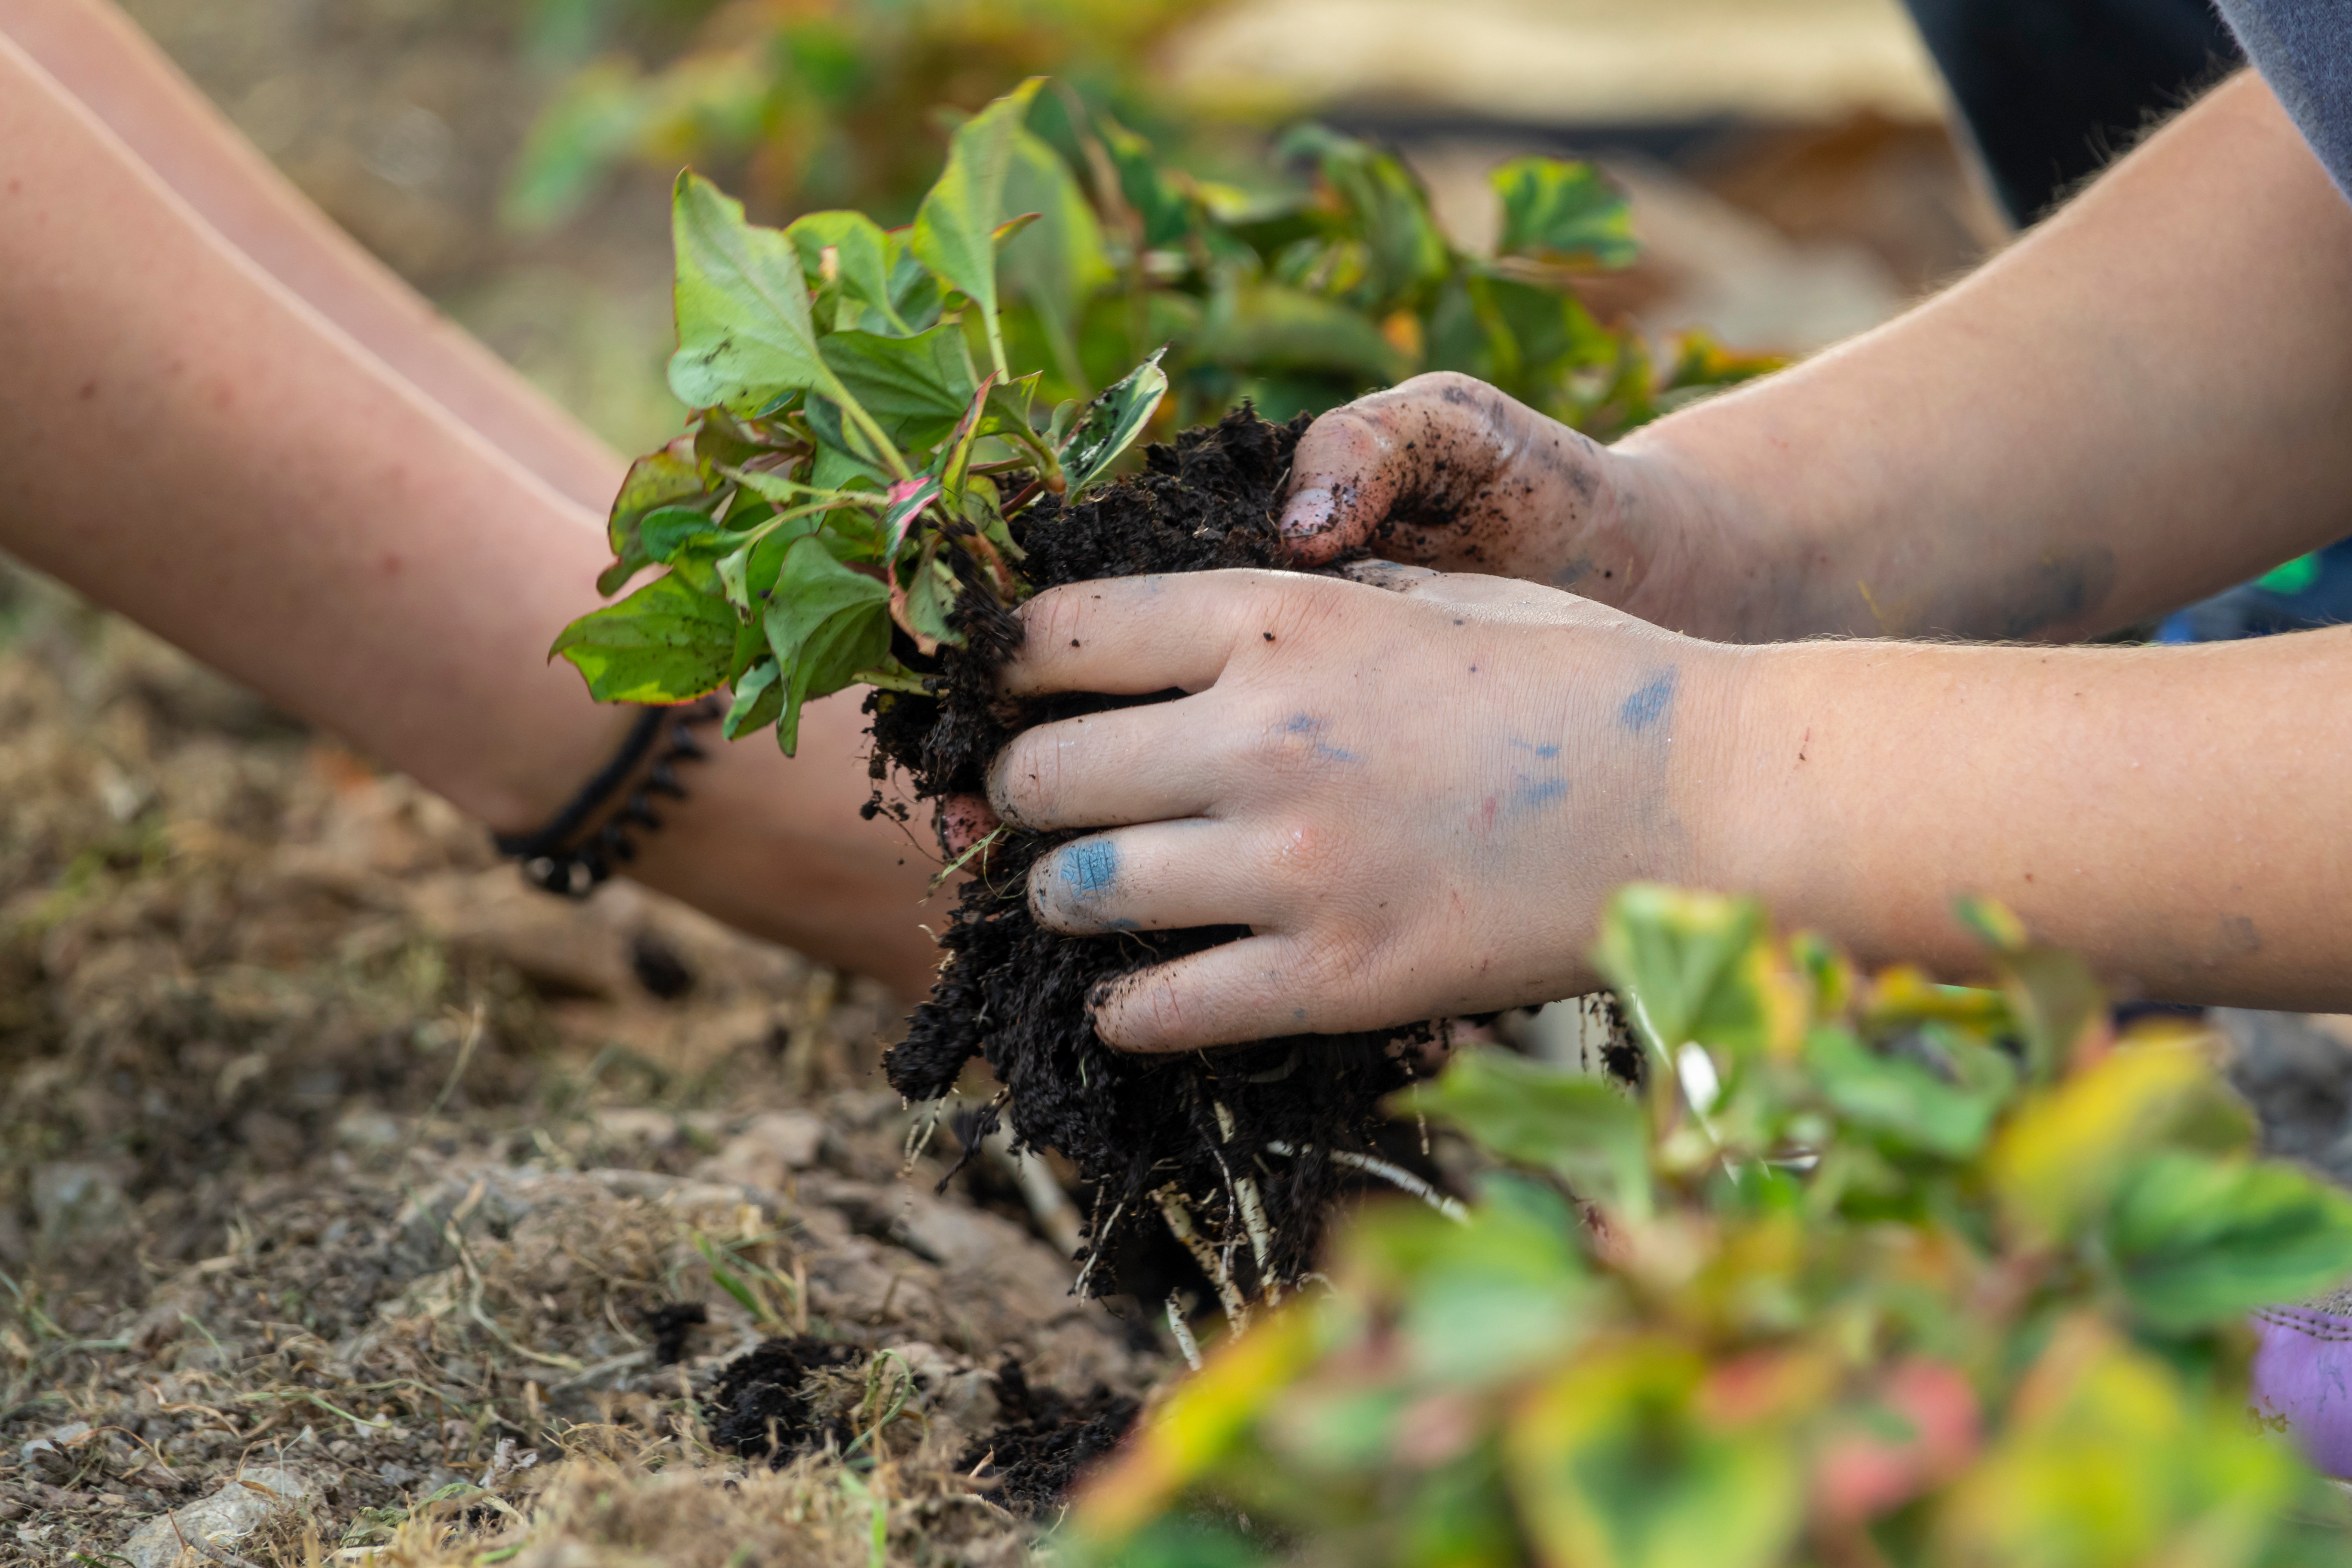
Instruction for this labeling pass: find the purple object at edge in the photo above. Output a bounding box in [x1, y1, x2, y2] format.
[2251, 1306, 2352, 1478]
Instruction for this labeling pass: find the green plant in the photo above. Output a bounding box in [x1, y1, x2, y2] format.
[550, 79, 1769, 750]
[1071, 886, 2352, 1568]
[551, 78, 1173, 753]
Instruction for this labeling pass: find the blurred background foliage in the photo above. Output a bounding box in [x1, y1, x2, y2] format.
[504, 0, 1228, 233]
[116, 0, 1997, 458]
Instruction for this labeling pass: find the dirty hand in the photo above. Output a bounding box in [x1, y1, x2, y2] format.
[984, 567, 1743, 1051]
[1279, 372, 1697, 612]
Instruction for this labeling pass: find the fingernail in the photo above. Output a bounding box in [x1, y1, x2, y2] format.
[1280, 487, 1335, 538]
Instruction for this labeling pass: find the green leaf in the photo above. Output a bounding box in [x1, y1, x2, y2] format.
[639, 505, 723, 565]
[601, 441, 707, 595]
[906, 554, 963, 649]
[1492, 157, 1637, 269]
[551, 571, 736, 704]
[1406, 1048, 1651, 1216]
[1508, 1341, 1804, 1568]
[763, 537, 891, 755]
[725, 658, 784, 740]
[1101, 115, 1196, 248]
[912, 78, 1045, 380]
[667, 171, 843, 417]
[1001, 129, 1113, 389]
[1057, 349, 1167, 498]
[1344, 1178, 1593, 1385]
[1193, 285, 1412, 383]
[1276, 123, 1452, 314]
[785, 210, 911, 334]
[2107, 1152, 2352, 1332]
[816, 324, 977, 438]
[1592, 885, 1779, 1068]
[1804, 1024, 2016, 1161]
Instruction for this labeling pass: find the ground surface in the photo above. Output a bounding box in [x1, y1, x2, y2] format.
[0, 573, 1167, 1565]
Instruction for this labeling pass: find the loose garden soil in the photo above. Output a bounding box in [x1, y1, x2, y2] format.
[872, 408, 1441, 1310]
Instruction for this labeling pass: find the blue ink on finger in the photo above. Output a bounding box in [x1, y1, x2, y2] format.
[1508, 737, 1562, 760]
[1283, 713, 1363, 764]
[1619, 668, 1679, 733]
[1063, 837, 1120, 899]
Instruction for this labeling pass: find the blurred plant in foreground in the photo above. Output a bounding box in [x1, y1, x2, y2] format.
[1073, 886, 2352, 1568]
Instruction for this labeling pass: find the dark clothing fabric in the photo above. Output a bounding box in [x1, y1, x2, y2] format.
[1896, 0, 2240, 224]
[2214, 0, 2352, 202]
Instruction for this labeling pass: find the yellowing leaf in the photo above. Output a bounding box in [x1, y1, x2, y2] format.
[1991, 1041, 2254, 1246]
[550, 570, 736, 704]
[1506, 1338, 1804, 1568]
[1073, 1307, 1316, 1545]
[1934, 1316, 2300, 1568]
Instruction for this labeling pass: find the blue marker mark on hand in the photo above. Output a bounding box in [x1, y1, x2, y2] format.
[1619, 668, 1679, 733]
[1064, 836, 1120, 898]
[1282, 713, 1363, 764]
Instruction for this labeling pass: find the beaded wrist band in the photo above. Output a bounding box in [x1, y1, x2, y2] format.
[492, 696, 725, 898]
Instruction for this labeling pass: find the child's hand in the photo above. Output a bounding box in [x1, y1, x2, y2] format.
[984, 567, 1747, 1050]
[1279, 373, 1693, 613]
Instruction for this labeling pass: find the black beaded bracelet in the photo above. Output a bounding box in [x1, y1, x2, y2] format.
[492, 696, 724, 898]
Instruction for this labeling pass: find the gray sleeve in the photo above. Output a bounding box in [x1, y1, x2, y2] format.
[2213, 0, 2352, 202]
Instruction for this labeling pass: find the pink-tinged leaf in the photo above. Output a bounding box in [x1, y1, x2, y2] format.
[882, 479, 944, 654]
[883, 476, 942, 559]
[942, 371, 1002, 503]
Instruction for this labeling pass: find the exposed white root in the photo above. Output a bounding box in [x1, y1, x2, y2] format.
[1209, 1101, 1281, 1305]
[1157, 1187, 1250, 1328]
[1166, 1294, 1203, 1370]
[1267, 1142, 1469, 1224]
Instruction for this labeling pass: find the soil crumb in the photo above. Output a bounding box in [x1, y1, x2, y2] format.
[961, 1357, 1141, 1515]
[705, 1336, 867, 1460]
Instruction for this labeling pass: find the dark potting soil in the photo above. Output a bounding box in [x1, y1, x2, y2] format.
[704, 1335, 866, 1461]
[959, 1357, 1140, 1515]
[873, 407, 1435, 1302]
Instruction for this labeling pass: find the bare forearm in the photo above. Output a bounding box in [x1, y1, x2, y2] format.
[0, 0, 624, 511]
[1705, 628, 2352, 1008]
[1625, 73, 2352, 644]
[0, 39, 941, 989]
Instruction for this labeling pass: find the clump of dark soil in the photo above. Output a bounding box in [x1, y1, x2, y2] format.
[646, 1300, 710, 1365]
[704, 1336, 867, 1461]
[873, 408, 1434, 1302]
[960, 1357, 1139, 1514]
